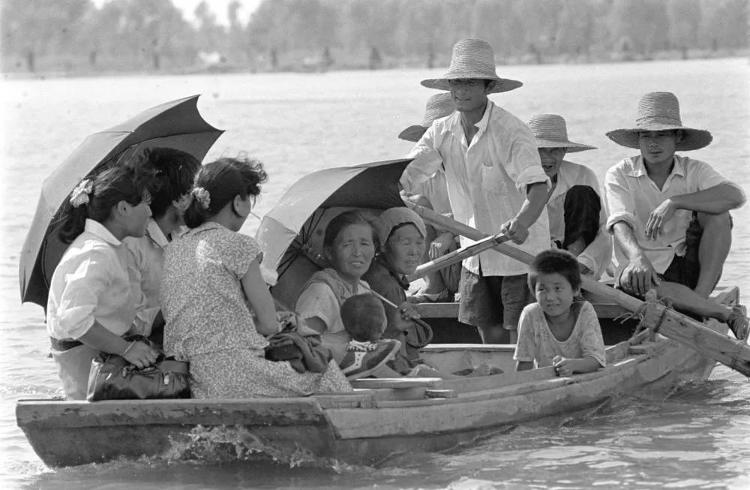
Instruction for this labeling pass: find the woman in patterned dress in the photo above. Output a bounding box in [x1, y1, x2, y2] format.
[161, 157, 351, 398]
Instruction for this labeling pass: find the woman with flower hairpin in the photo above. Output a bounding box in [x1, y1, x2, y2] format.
[161, 157, 351, 398]
[123, 148, 201, 344]
[47, 162, 161, 400]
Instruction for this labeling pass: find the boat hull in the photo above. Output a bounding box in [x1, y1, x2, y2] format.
[17, 316, 726, 468]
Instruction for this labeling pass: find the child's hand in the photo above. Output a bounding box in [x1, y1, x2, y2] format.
[552, 355, 573, 377]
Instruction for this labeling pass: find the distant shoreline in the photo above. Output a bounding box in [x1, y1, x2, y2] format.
[3, 49, 747, 81]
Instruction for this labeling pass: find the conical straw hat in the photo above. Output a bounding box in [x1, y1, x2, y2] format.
[606, 92, 712, 151]
[398, 93, 455, 142]
[527, 114, 596, 153]
[421, 39, 522, 94]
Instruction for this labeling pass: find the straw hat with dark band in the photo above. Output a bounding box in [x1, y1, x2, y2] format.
[527, 114, 596, 153]
[606, 92, 712, 151]
[398, 93, 455, 142]
[421, 39, 522, 94]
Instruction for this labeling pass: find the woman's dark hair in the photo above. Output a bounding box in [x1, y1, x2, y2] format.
[527, 248, 582, 291]
[184, 156, 267, 229]
[323, 210, 377, 249]
[58, 157, 154, 244]
[140, 148, 201, 219]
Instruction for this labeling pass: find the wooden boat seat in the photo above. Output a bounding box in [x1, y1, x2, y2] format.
[350, 377, 443, 389]
[417, 295, 632, 320]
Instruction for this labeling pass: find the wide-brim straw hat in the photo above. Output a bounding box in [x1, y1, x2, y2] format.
[398, 93, 455, 142]
[421, 39, 522, 94]
[606, 92, 712, 151]
[527, 114, 596, 153]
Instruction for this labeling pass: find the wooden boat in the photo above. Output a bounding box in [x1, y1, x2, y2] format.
[15, 287, 735, 468]
[16, 159, 748, 468]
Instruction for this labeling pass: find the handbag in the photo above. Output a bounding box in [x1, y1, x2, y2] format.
[86, 337, 191, 401]
[263, 313, 333, 373]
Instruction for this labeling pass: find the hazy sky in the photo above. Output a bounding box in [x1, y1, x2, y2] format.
[93, 0, 262, 25]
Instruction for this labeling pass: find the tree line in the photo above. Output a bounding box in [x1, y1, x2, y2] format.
[1, 0, 747, 74]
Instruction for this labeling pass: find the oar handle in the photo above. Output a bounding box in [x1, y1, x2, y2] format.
[407, 202, 643, 310]
[367, 287, 434, 333]
[407, 232, 509, 282]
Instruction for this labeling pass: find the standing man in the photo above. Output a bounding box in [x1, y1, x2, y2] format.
[604, 91, 748, 341]
[401, 39, 550, 343]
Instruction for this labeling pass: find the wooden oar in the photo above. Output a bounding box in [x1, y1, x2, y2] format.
[367, 286, 434, 345]
[407, 202, 750, 376]
[406, 232, 509, 282]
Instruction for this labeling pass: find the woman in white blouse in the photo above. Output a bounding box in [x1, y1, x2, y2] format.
[47, 161, 160, 400]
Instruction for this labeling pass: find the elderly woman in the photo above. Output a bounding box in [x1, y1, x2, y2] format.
[363, 207, 434, 375]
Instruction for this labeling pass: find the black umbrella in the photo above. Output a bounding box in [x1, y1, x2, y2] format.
[19, 95, 223, 307]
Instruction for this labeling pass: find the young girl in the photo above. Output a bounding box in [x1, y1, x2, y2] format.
[161, 157, 351, 398]
[47, 163, 160, 400]
[514, 249, 606, 376]
[123, 148, 201, 342]
[364, 207, 435, 375]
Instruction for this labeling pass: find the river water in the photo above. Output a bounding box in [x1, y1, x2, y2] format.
[0, 58, 748, 489]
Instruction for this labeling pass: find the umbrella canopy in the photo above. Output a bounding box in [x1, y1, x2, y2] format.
[20, 95, 223, 307]
[256, 158, 410, 308]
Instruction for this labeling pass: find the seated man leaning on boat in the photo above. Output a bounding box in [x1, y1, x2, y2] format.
[604, 91, 749, 341]
[527, 114, 612, 280]
[398, 92, 460, 303]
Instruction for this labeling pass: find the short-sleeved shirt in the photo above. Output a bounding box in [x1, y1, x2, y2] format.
[513, 301, 606, 368]
[295, 268, 370, 335]
[123, 219, 169, 332]
[47, 219, 136, 340]
[548, 160, 611, 279]
[604, 155, 737, 274]
[401, 100, 550, 276]
[162, 222, 268, 359]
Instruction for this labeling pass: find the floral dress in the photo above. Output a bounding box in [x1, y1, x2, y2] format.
[162, 222, 351, 398]
[513, 300, 606, 369]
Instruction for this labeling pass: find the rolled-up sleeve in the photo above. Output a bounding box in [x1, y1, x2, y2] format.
[692, 159, 746, 205]
[604, 166, 638, 233]
[50, 253, 109, 339]
[508, 130, 549, 193]
[401, 124, 445, 192]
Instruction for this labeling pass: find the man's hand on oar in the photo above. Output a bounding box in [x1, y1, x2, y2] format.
[408, 232, 510, 282]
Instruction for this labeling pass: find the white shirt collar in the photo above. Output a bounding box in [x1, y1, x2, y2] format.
[84, 219, 122, 246]
[627, 155, 685, 179]
[146, 219, 169, 248]
[446, 100, 494, 138]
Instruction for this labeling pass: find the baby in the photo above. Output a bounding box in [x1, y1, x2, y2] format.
[338, 293, 401, 379]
